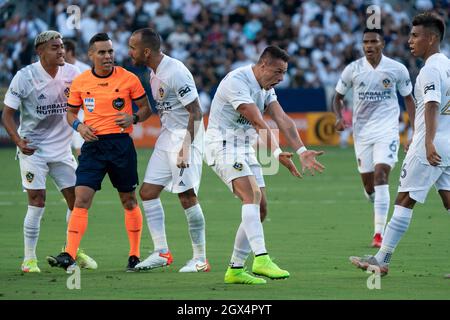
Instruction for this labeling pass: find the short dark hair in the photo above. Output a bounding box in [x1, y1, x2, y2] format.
[133, 28, 161, 51]
[88, 33, 111, 49]
[412, 12, 445, 42]
[258, 46, 289, 64]
[363, 28, 384, 38]
[63, 39, 76, 54]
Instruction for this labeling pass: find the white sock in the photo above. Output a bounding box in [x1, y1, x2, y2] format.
[375, 205, 412, 265]
[66, 208, 71, 224]
[24, 206, 45, 260]
[230, 223, 251, 267]
[142, 198, 168, 252]
[184, 203, 206, 261]
[374, 185, 390, 235]
[241, 204, 266, 256]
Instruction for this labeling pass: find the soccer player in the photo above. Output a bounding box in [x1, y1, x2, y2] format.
[46, 33, 152, 271]
[2, 31, 96, 273]
[350, 12, 450, 276]
[128, 28, 209, 272]
[333, 28, 416, 247]
[205, 46, 324, 284]
[63, 39, 90, 157]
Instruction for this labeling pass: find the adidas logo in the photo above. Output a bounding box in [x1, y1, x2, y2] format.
[358, 82, 366, 88]
[38, 93, 46, 100]
[178, 180, 185, 187]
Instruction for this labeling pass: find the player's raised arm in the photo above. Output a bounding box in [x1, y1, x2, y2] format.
[266, 100, 324, 176]
[237, 102, 301, 178]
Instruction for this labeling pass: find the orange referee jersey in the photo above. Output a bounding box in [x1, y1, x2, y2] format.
[68, 66, 146, 135]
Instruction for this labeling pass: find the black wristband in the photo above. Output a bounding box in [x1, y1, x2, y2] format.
[132, 113, 139, 124]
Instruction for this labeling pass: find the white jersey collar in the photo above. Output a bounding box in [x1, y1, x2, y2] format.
[246, 65, 261, 91]
[35, 60, 62, 81]
[425, 52, 444, 65]
[364, 54, 385, 70]
[154, 54, 169, 75]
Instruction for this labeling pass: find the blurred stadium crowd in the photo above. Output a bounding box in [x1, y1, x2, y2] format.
[0, 0, 449, 98]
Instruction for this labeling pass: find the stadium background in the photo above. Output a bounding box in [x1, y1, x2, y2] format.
[1, 0, 449, 147]
[1, 0, 450, 301]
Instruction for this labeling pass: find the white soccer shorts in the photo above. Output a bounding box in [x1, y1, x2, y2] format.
[143, 147, 203, 194]
[398, 152, 450, 203]
[354, 137, 399, 173]
[206, 143, 265, 192]
[18, 152, 77, 190]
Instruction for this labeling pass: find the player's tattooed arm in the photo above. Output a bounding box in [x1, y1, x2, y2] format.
[332, 92, 348, 131]
[177, 98, 203, 169]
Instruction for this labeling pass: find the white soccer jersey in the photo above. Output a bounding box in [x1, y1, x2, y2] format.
[150, 54, 203, 152]
[205, 65, 277, 148]
[336, 55, 412, 144]
[4, 61, 80, 160]
[409, 52, 450, 166]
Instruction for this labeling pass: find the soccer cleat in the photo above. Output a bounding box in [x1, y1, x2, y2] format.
[76, 248, 98, 270]
[349, 255, 389, 276]
[252, 254, 290, 279]
[224, 267, 266, 284]
[46, 252, 77, 272]
[21, 258, 41, 273]
[371, 233, 382, 248]
[126, 255, 140, 272]
[179, 259, 211, 273]
[134, 251, 173, 271]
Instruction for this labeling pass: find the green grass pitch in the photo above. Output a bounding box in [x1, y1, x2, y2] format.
[0, 146, 449, 300]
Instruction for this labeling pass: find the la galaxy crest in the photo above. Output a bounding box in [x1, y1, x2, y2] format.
[233, 162, 243, 171]
[64, 87, 70, 98]
[25, 171, 34, 183]
[159, 87, 165, 99]
[382, 78, 391, 89]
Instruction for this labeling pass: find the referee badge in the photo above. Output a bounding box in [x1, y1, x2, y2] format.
[233, 162, 243, 171]
[112, 97, 125, 110]
[84, 97, 95, 112]
[25, 171, 34, 183]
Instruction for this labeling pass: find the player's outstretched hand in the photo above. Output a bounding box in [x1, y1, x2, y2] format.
[299, 150, 325, 176]
[17, 138, 37, 155]
[279, 152, 301, 178]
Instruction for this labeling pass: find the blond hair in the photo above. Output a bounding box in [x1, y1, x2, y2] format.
[34, 30, 62, 48]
